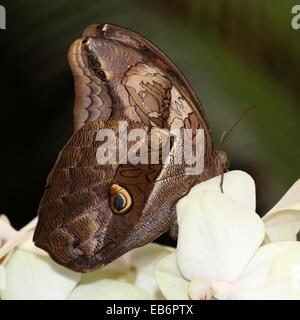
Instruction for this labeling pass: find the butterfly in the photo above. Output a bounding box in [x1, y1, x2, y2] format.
[33, 24, 229, 272]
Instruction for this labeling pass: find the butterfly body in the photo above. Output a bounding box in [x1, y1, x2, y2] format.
[33, 24, 228, 272]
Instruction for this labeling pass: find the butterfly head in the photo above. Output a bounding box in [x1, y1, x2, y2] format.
[216, 149, 230, 171]
[209, 149, 230, 177]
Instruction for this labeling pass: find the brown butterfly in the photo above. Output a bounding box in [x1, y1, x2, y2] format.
[33, 24, 229, 272]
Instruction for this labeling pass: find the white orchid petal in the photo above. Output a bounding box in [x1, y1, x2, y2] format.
[234, 278, 300, 300]
[0, 215, 10, 225]
[211, 280, 239, 300]
[79, 252, 136, 285]
[0, 265, 5, 290]
[267, 179, 300, 214]
[155, 253, 189, 300]
[267, 247, 300, 284]
[263, 209, 300, 241]
[129, 243, 174, 299]
[0, 249, 80, 300]
[177, 190, 264, 282]
[187, 170, 256, 211]
[0, 217, 39, 261]
[0, 215, 17, 241]
[77, 243, 173, 300]
[262, 180, 300, 242]
[239, 241, 300, 288]
[18, 231, 48, 256]
[68, 279, 150, 300]
[0, 232, 30, 261]
[189, 278, 212, 300]
[19, 217, 37, 233]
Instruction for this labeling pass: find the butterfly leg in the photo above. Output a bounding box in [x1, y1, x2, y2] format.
[220, 172, 224, 193]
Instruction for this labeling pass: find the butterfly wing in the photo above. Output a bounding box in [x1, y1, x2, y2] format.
[69, 23, 212, 157]
[34, 24, 225, 272]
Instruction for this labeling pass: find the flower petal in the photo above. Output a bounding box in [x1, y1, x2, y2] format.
[0, 249, 80, 300]
[238, 241, 300, 288]
[78, 243, 172, 299]
[0, 265, 5, 290]
[189, 278, 212, 300]
[262, 180, 300, 242]
[263, 209, 300, 241]
[267, 247, 300, 284]
[68, 279, 150, 300]
[213, 277, 300, 300]
[0, 215, 17, 241]
[155, 253, 189, 300]
[18, 230, 51, 256]
[0, 217, 38, 261]
[129, 243, 174, 299]
[267, 179, 300, 214]
[211, 280, 239, 300]
[187, 170, 256, 211]
[78, 251, 136, 285]
[210, 279, 300, 301]
[0, 215, 10, 225]
[177, 190, 264, 282]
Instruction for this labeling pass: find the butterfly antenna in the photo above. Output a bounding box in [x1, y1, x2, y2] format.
[217, 130, 227, 151]
[217, 105, 256, 151]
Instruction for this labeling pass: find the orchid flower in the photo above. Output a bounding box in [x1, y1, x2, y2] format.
[2, 171, 300, 300]
[155, 171, 300, 300]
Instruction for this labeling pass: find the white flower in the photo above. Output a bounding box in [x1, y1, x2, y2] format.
[263, 179, 300, 242]
[0, 215, 38, 263]
[155, 171, 300, 300]
[0, 216, 172, 300]
[68, 243, 173, 300]
[3, 171, 300, 300]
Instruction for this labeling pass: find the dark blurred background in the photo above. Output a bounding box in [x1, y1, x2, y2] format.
[0, 0, 300, 238]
